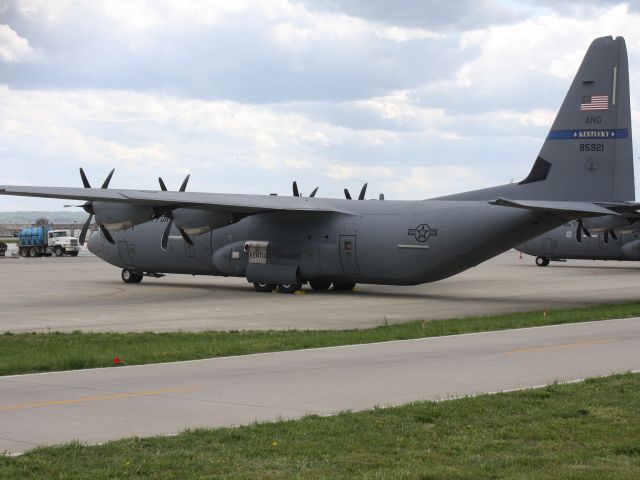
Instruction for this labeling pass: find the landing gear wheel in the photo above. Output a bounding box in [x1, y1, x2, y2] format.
[70, 251, 79, 257]
[254, 282, 276, 293]
[309, 280, 332, 291]
[121, 268, 143, 284]
[28, 247, 37, 257]
[535, 256, 550, 267]
[54, 246, 63, 257]
[332, 282, 356, 291]
[278, 282, 302, 294]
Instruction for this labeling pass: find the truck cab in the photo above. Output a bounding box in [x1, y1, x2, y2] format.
[47, 230, 80, 257]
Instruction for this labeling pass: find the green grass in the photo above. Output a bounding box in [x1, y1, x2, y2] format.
[2, 372, 640, 479]
[3, 301, 640, 376]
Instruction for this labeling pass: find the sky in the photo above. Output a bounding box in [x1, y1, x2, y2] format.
[0, 0, 639, 211]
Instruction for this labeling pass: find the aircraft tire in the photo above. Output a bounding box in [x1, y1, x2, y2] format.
[535, 256, 550, 267]
[332, 281, 356, 291]
[54, 246, 63, 257]
[122, 268, 144, 284]
[309, 280, 332, 290]
[277, 283, 302, 294]
[254, 282, 276, 292]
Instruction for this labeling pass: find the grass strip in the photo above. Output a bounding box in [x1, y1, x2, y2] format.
[2, 301, 640, 376]
[2, 372, 640, 479]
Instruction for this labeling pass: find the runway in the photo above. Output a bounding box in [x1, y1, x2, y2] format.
[1, 252, 640, 332]
[1, 317, 639, 454]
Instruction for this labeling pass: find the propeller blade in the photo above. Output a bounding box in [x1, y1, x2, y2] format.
[358, 183, 368, 200]
[79, 168, 91, 189]
[179, 174, 190, 192]
[309, 187, 318, 198]
[161, 219, 173, 251]
[79, 214, 93, 246]
[604, 230, 609, 244]
[344, 188, 352, 200]
[100, 225, 115, 244]
[610, 229, 618, 240]
[101, 168, 115, 189]
[576, 220, 582, 243]
[582, 225, 592, 238]
[158, 177, 167, 191]
[292, 181, 300, 197]
[178, 227, 193, 245]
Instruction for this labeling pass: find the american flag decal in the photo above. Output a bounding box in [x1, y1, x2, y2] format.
[580, 94, 608, 111]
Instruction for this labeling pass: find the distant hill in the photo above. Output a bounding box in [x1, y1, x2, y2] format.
[0, 211, 87, 224]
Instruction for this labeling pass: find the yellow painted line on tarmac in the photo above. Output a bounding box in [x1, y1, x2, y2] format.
[504, 337, 618, 355]
[0, 386, 203, 412]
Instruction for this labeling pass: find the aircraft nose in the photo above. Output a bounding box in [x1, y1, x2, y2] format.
[87, 230, 98, 255]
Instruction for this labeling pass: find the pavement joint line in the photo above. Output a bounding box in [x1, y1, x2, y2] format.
[504, 337, 618, 355]
[1, 316, 639, 381]
[0, 386, 203, 412]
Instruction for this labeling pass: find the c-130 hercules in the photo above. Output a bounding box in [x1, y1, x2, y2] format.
[0, 36, 636, 293]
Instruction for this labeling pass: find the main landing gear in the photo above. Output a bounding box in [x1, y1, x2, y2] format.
[253, 280, 357, 293]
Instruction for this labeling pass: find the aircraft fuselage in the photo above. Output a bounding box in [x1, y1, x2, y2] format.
[88, 199, 562, 286]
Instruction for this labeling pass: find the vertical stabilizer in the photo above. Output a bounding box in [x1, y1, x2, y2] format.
[442, 36, 634, 202]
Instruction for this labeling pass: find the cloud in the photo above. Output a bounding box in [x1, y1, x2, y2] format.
[292, 0, 522, 31]
[0, 24, 36, 62]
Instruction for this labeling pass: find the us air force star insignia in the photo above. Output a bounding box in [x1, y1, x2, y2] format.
[407, 224, 438, 243]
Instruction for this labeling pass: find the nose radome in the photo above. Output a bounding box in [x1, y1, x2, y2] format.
[87, 230, 98, 255]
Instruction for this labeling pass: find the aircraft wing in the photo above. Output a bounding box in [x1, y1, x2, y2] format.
[489, 198, 618, 217]
[0, 185, 355, 215]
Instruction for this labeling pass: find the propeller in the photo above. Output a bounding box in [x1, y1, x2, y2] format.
[603, 229, 618, 244]
[575, 218, 591, 243]
[344, 183, 368, 200]
[77, 168, 115, 245]
[158, 174, 193, 251]
[292, 181, 318, 197]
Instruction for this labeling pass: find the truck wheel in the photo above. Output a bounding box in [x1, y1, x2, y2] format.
[333, 282, 356, 291]
[309, 280, 332, 291]
[29, 247, 37, 257]
[122, 269, 143, 284]
[54, 246, 63, 257]
[19, 248, 26, 257]
[254, 283, 276, 293]
[70, 251, 79, 257]
[278, 282, 302, 293]
[535, 256, 550, 267]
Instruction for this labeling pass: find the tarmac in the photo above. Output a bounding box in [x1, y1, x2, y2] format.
[1, 251, 640, 332]
[1, 317, 639, 454]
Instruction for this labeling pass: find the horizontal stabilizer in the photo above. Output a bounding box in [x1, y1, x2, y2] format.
[490, 198, 617, 217]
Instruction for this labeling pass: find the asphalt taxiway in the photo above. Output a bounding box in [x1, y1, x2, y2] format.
[1, 252, 640, 332]
[1, 317, 638, 454]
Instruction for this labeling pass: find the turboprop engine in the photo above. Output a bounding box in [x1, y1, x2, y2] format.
[92, 202, 155, 231]
[171, 208, 234, 235]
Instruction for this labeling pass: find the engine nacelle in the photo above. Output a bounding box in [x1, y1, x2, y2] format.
[172, 208, 234, 235]
[93, 202, 155, 230]
[584, 215, 636, 233]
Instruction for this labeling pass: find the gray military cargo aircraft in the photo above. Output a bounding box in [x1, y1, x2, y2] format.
[0, 36, 636, 292]
[518, 215, 640, 266]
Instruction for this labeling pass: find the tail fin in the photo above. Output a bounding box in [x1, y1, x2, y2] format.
[443, 36, 634, 202]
